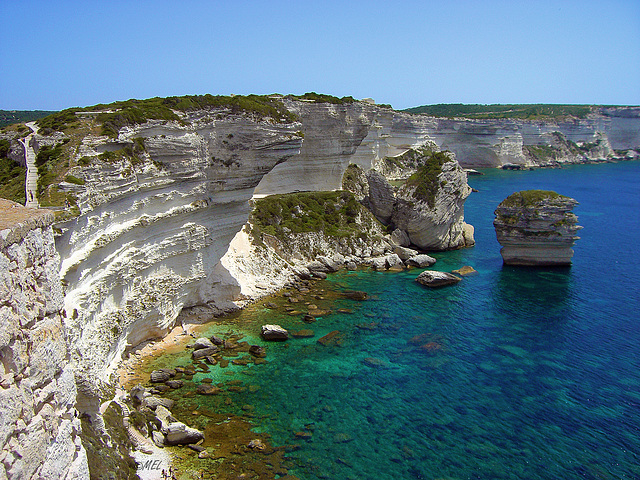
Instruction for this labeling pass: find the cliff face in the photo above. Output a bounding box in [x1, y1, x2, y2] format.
[55, 111, 302, 391]
[3, 98, 635, 475]
[0, 199, 89, 479]
[251, 105, 639, 192]
[494, 190, 581, 266]
[413, 107, 640, 168]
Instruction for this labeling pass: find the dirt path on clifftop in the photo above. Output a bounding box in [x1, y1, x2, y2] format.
[20, 121, 39, 208]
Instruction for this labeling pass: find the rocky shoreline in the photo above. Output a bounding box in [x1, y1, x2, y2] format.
[116, 254, 481, 479]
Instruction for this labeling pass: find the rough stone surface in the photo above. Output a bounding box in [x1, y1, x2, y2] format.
[261, 325, 289, 341]
[407, 254, 437, 268]
[10, 99, 635, 478]
[393, 245, 419, 261]
[365, 170, 396, 223]
[162, 422, 205, 446]
[0, 201, 88, 479]
[494, 190, 581, 266]
[191, 346, 219, 360]
[55, 109, 303, 393]
[142, 396, 175, 411]
[452, 265, 478, 276]
[390, 229, 411, 247]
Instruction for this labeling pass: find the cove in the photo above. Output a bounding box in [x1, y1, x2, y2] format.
[138, 160, 640, 480]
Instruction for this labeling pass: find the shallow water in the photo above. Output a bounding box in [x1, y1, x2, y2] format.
[146, 161, 640, 480]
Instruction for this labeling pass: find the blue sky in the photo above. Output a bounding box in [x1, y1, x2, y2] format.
[1, 0, 639, 110]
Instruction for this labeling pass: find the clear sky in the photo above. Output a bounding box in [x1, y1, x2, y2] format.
[1, 0, 639, 111]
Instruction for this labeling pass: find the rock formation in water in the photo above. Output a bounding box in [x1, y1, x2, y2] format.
[341, 149, 475, 250]
[390, 150, 474, 250]
[494, 190, 581, 266]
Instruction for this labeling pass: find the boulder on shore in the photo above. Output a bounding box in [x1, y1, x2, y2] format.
[193, 337, 215, 350]
[150, 369, 175, 383]
[407, 254, 437, 268]
[415, 270, 461, 288]
[494, 190, 581, 266]
[192, 346, 219, 360]
[163, 422, 205, 446]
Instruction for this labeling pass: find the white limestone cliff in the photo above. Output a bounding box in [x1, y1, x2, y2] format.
[494, 190, 581, 266]
[54, 111, 302, 395]
[4, 98, 638, 477]
[0, 199, 89, 480]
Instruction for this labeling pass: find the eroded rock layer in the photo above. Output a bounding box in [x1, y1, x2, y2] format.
[56, 112, 302, 388]
[494, 190, 581, 266]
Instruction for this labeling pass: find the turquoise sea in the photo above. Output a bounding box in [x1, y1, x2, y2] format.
[152, 161, 640, 480]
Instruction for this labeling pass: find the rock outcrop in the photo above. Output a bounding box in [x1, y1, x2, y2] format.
[0, 199, 89, 480]
[390, 151, 474, 250]
[494, 190, 581, 266]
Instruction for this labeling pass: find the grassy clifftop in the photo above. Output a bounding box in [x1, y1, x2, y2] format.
[403, 103, 595, 120]
[0, 110, 54, 128]
[37, 94, 298, 137]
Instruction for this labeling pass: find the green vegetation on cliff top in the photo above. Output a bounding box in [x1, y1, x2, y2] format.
[250, 190, 370, 241]
[499, 190, 571, 208]
[0, 139, 26, 204]
[403, 151, 450, 207]
[404, 104, 594, 120]
[287, 92, 356, 105]
[37, 94, 299, 137]
[0, 110, 54, 128]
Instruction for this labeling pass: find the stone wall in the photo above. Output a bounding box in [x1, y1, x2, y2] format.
[0, 199, 89, 479]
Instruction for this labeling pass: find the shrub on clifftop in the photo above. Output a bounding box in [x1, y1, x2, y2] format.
[402, 151, 449, 207]
[250, 190, 375, 241]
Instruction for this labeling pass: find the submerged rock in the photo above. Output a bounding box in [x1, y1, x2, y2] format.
[317, 330, 343, 347]
[494, 190, 581, 266]
[192, 346, 220, 360]
[452, 265, 477, 276]
[196, 384, 223, 395]
[150, 369, 175, 383]
[341, 290, 368, 301]
[415, 270, 461, 288]
[165, 380, 184, 389]
[292, 329, 315, 338]
[249, 345, 267, 357]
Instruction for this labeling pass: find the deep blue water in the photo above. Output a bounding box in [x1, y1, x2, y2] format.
[155, 161, 640, 480]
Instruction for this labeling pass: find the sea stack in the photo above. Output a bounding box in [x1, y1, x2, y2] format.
[494, 190, 581, 266]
